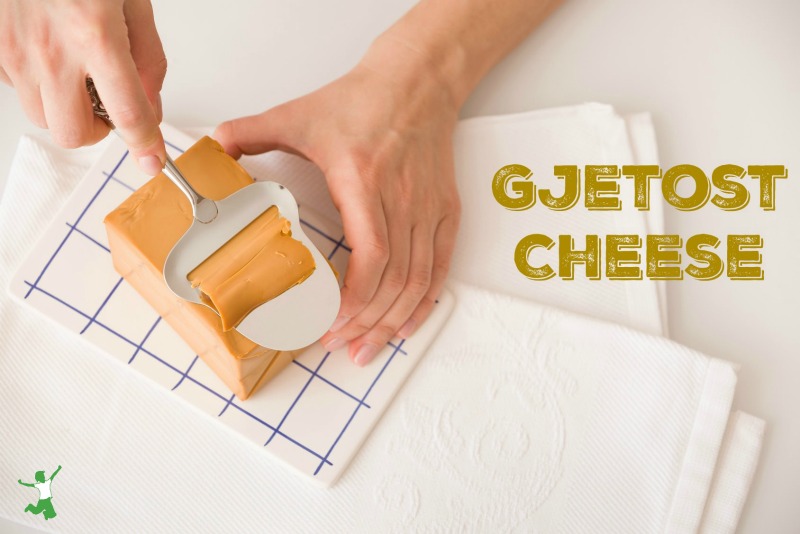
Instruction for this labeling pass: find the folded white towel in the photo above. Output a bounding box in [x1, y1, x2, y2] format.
[451, 104, 667, 336]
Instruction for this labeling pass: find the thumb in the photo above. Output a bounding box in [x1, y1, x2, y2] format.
[214, 104, 304, 160]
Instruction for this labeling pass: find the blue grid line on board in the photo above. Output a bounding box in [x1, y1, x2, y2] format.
[19, 140, 410, 476]
[66, 222, 111, 252]
[218, 393, 236, 417]
[172, 355, 199, 391]
[165, 140, 185, 154]
[313, 339, 406, 476]
[264, 350, 334, 446]
[301, 219, 352, 253]
[23, 150, 130, 299]
[127, 317, 162, 364]
[225, 400, 333, 465]
[386, 341, 408, 356]
[291, 360, 371, 408]
[80, 276, 123, 334]
[105, 173, 136, 192]
[327, 234, 347, 260]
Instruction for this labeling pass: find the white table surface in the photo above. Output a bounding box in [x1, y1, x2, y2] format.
[1, 0, 797, 532]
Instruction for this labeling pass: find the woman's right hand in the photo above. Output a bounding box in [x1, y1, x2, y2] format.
[0, 0, 167, 175]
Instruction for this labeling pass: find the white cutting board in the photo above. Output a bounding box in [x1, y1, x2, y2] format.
[8, 123, 454, 487]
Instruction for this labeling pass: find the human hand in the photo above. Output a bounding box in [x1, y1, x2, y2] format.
[0, 0, 167, 174]
[214, 48, 461, 366]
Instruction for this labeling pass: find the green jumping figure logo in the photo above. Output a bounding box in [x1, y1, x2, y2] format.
[17, 465, 61, 521]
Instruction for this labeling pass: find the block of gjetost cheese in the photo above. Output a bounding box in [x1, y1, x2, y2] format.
[104, 136, 309, 400]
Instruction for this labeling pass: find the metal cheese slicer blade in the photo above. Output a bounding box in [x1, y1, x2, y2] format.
[88, 79, 341, 351]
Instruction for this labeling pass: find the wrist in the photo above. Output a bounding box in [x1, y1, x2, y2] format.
[358, 31, 465, 117]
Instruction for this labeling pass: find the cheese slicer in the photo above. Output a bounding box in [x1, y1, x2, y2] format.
[87, 79, 341, 351]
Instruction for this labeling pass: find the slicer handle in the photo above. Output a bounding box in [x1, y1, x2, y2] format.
[161, 157, 218, 223]
[86, 77, 218, 224]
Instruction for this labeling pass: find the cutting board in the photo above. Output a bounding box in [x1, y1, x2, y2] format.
[8, 124, 454, 486]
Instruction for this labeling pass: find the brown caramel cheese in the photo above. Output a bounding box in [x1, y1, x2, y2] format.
[103, 136, 304, 400]
[187, 205, 316, 332]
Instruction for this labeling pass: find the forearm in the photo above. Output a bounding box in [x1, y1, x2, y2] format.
[361, 0, 563, 109]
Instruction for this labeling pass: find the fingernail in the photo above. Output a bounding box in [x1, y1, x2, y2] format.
[397, 318, 416, 339]
[138, 155, 164, 176]
[324, 338, 346, 352]
[354, 343, 379, 367]
[329, 315, 350, 333]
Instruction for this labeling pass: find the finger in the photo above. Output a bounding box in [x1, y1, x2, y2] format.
[41, 75, 109, 148]
[321, 211, 411, 353]
[324, 173, 390, 334]
[88, 115, 113, 144]
[402, 212, 460, 337]
[0, 66, 10, 86]
[213, 105, 301, 160]
[347, 224, 434, 366]
[88, 21, 165, 174]
[123, 0, 167, 121]
[10, 77, 46, 128]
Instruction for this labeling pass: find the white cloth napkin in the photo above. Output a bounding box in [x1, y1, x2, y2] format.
[0, 106, 763, 533]
[452, 104, 668, 337]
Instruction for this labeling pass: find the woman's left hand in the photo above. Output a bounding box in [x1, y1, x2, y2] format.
[214, 49, 461, 367]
